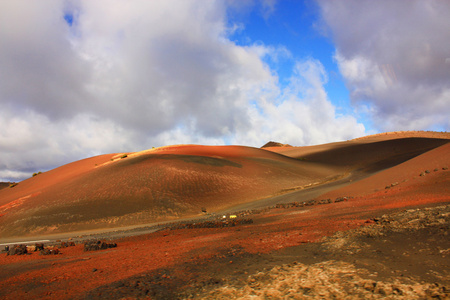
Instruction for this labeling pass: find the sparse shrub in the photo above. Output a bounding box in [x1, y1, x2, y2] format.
[297, 157, 307, 161]
[121, 154, 128, 159]
[32, 171, 42, 177]
[9, 182, 18, 188]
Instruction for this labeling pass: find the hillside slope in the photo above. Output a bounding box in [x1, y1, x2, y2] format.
[0, 134, 448, 238]
[0, 145, 333, 238]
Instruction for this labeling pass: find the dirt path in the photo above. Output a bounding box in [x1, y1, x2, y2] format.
[218, 172, 360, 213]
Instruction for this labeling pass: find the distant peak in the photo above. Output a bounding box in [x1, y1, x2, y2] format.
[261, 141, 292, 148]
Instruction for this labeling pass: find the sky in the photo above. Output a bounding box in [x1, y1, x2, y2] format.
[1, 0, 449, 182]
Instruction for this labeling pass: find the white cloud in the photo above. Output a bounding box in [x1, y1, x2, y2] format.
[317, 0, 450, 131]
[234, 59, 365, 146]
[0, 0, 365, 181]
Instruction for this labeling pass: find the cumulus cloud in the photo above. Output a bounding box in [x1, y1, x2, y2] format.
[0, 0, 365, 181]
[235, 59, 365, 146]
[317, 0, 450, 131]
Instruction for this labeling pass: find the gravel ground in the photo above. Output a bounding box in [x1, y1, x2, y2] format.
[199, 205, 450, 299]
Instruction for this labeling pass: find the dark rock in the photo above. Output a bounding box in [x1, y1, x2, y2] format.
[318, 199, 332, 204]
[7, 244, 27, 256]
[169, 219, 253, 230]
[304, 200, 316, 206]
[35, 243, 44, 251]
[40, 248, 60, 255]
[84, 240, 117, 251]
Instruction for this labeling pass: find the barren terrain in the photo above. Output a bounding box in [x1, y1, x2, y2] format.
[0, 131, 449, 299]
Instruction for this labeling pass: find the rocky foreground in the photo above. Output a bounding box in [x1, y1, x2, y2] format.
[75, 204, 450, 299]
[191, 205, 450, 299]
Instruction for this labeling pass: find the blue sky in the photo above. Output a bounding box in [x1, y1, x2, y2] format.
[228, 0, 365, 128]
[0, 0, 449, 181]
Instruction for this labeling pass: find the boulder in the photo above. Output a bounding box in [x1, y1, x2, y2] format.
[7, 244, 27, 256]
[84, 240, 117, 251]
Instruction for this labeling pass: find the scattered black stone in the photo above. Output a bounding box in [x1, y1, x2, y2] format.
[275, 201, 309, 209]
[169, 219, 253, 230]
[318, 199, 332, 205]
[386, 182, 399, 189]
[40, 248, 60, 255]
[443, 167, 448, 170]
[334, 197, 351, 203]
[35, 243, 45, 251]
[6, 244, 27, 256]
[84, 240, 117, 252]
[304, 199, 317, 206]
[59, 241, 76, 248]
[274, 197, 352, 209]
[425, 170, 431, 174]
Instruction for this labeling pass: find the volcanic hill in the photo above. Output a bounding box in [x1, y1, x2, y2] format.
[0, 132, 449, 239]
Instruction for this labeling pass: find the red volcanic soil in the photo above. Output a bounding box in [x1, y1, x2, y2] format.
[0, 145, 337, 238]
[0, 182, 12, 190]
[2, 135, 449, 239]
[319, 142, 450, 206]
[0, 132, 449, 299]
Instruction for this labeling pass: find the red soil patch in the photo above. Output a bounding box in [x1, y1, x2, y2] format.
[1, 171, 448, 299]
[319, 142, 450, 202]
